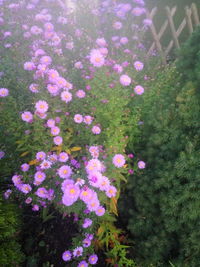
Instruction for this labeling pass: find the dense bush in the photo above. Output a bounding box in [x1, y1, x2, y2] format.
[120, 31, 200, 266]
[0, 195, 24, 267]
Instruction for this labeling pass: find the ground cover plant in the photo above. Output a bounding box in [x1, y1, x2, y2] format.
[0, 0, 150, 266]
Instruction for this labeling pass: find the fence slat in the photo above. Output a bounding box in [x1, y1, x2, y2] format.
[185, 6, 193, 34]
[149, 7, 158, 19]
[176, 18, 187, 37]
[191, 3, 200, 26]
[146, 8, 166, 64]
[147, 7, 177, 57]
[165, 6, 180, 49]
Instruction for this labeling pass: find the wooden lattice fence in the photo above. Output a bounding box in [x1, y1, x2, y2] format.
[146, 3, 200, 64]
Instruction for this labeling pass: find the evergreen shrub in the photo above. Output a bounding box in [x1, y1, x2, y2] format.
[120, 37, 200, 266]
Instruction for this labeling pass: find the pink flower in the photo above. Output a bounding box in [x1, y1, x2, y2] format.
[34, 171, 46, 185]
[120, 37, 129, 45]
[62, 184, 80, 206]
[120, 74, 131, 86]
[58, 165, 72, 179]
[96, 37, 107, 47]
[35, 100, 48, 113]
[89, 146, 99, 158]
[106, 186, 117, 198]
[95, 206, 105, 216]
[61, 91, 72, 103]
[59, 152, 69, 162]
[21, 111, 33, 123]
[83, 115, 93, 125]
[29, 83, 39, 93]
[40, 56, 52, 65]
[89, 49, 105, 67]
[74, 61, 83, 69]
[36, 151, 46, 161]
[44, 22, 54, 31]
[40, 160, 52, 169]
[88, 171, 103, 188]
[32, 204, 39, 211]
[53, 136, 63, 145]
[80, 188, 94, 203]
[0, 88, 9, 97]
[47, 84, 59, 96]
[134, 61, 144, 71]
[35, 187, 48, 198]
[92, 125, 101, 134]
[20, 184, 32, 194]
[21, 163, 30, 172]
[112, 154, 126, 168]
[87, 197, 100, 212]
[24, 61, 36, 71]
[74, 114, 83, 124]
[134, 85, 144, 95]
[86, 159, 102, 173]
[51, 126, 60, 136]
[132, 7, 145, 16]
[47, 119, 55, 128]
[99, 176, 110, 191]
[56, 77, 67, 89]
[82, 218, 93, 228]
[83, 238, 91, 247]
[48, 69, 59, 82]
[76, 90, 86, 98]
[138, 160, 146, 169]
[113, 21, 122, 30]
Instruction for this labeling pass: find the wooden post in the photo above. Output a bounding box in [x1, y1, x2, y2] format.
[185, 6, 193, 34]
[191, 3, 200, 26]
[165, 6, 180, 49]
[146, 8, 166, 64]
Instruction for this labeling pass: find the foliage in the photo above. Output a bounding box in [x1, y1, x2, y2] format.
[0, 0, 148, 266]
[0, 195, 24, 266]
[120, 59, 200, 266]
[176, 25, 200, 86]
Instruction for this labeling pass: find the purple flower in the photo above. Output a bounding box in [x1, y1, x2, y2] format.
[120, 74, 131, 86]
[78, 261, 88, 267]
[58, 165, 72, 179]
[88, 254, 98, 265]
[35, 100, 49, 113]
[74, 114, 83, 123]
[21, 163, 30, 172]
[62, 250, 72, 261]
[20, 184, 32, 194]
[0, 151, 5, 159]
[82, 218, 93, 228]
[21, 111, 33, 123]
[0, 88, 9, 97]
[112, 154, 126, 168]
[35, 187, 48, 198]
[24, 61, 36, 71]
[4, 189, 12, 199]
[92, 125, 101, 135]
[36, 151, 46, 161]
[62, 184, 80, 206]
[89, 49, 105, 67]
[134, 61, 144, 71]
[61, 91, 72, 103]
[73, 247, 83, 257]
[134, 85, 144, 95]
[138, 160, 146, 169]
